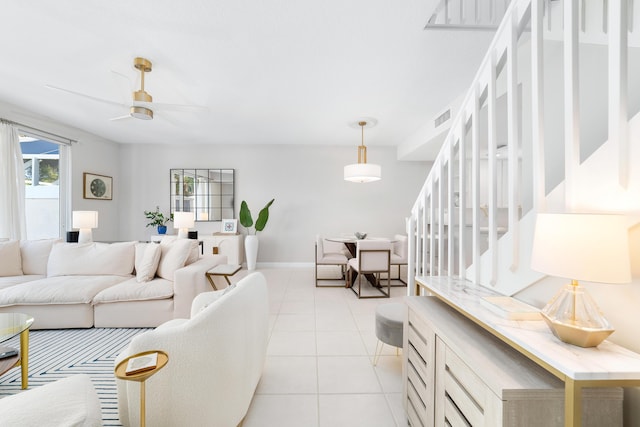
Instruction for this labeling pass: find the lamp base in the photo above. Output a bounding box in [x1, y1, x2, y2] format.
[541, 281, 614, 348]
[541, 312, 614, 348]
[77, 229, 93, 244]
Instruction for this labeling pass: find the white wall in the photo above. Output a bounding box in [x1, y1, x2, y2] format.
[70, 135, 122, 242]
[118, 143, 430, 263]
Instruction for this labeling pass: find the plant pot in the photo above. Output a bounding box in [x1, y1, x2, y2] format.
[245, 235, 259, 271]
[157, 225, 167, 235]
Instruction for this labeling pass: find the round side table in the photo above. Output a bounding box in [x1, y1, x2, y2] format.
[115, 350, 168, 427]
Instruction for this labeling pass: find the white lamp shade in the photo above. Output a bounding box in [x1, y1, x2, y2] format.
[173, 211, 195, 229]
[72, 211, 98, 229]
[344, 163, 381, 183]
[531, 213, 631, 284]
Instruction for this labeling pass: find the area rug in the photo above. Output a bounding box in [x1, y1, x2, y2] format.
[0, 327, 150, 426]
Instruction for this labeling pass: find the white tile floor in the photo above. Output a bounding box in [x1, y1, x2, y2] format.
[229, 267, 408, 427]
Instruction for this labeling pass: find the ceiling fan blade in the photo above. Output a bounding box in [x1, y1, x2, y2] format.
[146, 101, 210, 112]
[110, 70, 134, 104]
[109, 114, 132, 121]
[45, 84, 126, 108]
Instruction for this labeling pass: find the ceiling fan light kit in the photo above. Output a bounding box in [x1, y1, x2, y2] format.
[130, 106, 153, 120]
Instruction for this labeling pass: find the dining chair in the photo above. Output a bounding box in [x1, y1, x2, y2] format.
[390, 234, 408, 286]
[346, 239, 391, 298]
[315, 235, 349, 287]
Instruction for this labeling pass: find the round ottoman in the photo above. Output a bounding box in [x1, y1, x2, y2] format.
[374, 302, 406, 365]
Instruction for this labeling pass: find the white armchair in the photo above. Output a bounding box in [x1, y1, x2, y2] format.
[346, 239, 391, 299]
[115, 272, 269, 427]
[315, 235, 349, 287]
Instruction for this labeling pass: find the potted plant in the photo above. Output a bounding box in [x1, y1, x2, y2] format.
[239, 199, 275, 270]
[144, 206, 173, 235]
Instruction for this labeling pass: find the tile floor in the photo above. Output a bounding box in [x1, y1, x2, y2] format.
[229, 266, 408, 427]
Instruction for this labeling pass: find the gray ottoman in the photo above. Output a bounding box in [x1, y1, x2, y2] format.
[374, 302, 406, 365]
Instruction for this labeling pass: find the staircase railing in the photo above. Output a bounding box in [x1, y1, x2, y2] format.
[409, 0, 638, 296]
[425, 0, 511, 30]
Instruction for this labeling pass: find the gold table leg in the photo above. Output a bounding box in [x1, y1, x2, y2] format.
[564, 378, 581, 427]
[140, 380, 146, 427]
[19, 329, 29, 389]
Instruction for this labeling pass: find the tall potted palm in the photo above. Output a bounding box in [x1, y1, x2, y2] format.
[239, 199, 274, 270]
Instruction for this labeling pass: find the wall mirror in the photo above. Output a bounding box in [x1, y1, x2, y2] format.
[170, 169, 235, 221]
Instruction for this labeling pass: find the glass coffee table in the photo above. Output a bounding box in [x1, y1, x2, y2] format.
[0, 313, 34, 389]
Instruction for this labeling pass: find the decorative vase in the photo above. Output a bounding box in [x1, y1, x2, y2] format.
[157, 225, 167, 235]
[245, 235, 259, 271]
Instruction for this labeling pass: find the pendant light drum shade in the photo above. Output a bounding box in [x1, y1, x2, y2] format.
[344, 163, 381, 183]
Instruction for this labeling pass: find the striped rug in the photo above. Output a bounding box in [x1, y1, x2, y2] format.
[0, 328, 150, 426]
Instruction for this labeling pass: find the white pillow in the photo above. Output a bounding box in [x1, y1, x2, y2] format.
[0, 240, 22, 277]
[159, 236, 199, 265]
[47, 242, 136, 277]
[185, 240, 200, 265]
[156, 239, 193, 280]
[20, 238, 60, 275]
[134, 243, 162, 282]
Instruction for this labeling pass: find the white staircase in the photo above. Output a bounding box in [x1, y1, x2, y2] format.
[409, 0, 640, 297]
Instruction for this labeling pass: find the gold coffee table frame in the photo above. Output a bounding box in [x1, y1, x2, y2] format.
[115, 350, 168, 427]
[0, 313, 34, 390]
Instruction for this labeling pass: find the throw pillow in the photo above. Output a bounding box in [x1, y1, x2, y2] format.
[0, 240, 22, 277]
[134, 243, 162, 283]
[185, 240, 200, 265]
[20, 238, 61, 275]
[156, 238, 193, 280]
[47, 242, 136, 277]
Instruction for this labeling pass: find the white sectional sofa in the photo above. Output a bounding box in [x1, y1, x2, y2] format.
[0, 237, 226, 329]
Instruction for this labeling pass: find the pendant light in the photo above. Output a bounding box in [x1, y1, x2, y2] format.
[344, 120, 381, 183]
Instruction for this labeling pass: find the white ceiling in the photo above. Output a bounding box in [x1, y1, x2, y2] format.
[0, 1, 494, 157]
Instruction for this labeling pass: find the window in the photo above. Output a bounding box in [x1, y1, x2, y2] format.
[20, 135, 69, 239]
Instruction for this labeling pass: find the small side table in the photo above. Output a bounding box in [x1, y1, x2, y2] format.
[115, 350, 169, 427]
[205, 264, 242, 290]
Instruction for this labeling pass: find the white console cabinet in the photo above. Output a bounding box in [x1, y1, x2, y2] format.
[200, 233, 244, 265]
[404, 295, 623, 427]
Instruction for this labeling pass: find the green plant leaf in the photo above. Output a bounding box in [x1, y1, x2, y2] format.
[255, 199, 275, 232]
[239, 200, 253, 229]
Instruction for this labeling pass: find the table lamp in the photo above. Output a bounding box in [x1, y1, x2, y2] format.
[72, 211, 98, 244]
[173, 211, 194, 239]
[531, 213, 631, 347]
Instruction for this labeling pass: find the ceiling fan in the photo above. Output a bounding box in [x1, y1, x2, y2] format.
[46, 57, 207, 121]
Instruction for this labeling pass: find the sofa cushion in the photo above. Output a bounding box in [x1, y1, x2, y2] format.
[47, 242, 136, 277]
[21, 238, 60, 275]
[0, 275, 44, 290]
[156, 238, 193, 280]
[135, 243, 162, 282]
[0, 275, 131, 306]
[0, 240, 22, 277]
[93, 277, 173, 304]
